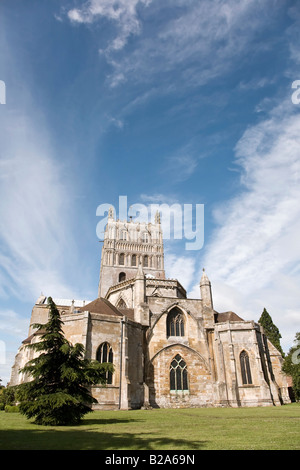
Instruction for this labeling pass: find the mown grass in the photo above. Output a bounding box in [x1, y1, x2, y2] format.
[0, 404, 299, 450]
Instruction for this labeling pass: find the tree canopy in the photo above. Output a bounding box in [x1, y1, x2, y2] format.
[258, 308, 284, 356]
[17, 297, 113, 425]
[283, 332, 300, 401]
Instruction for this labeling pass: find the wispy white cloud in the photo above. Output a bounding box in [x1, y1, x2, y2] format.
[198, 98, 300, 351]
[0, 93, 78, 301]
[286, 5, 300, 66]
[0, 307, 33, 384]
[164, 251, 196, 291]
[205, 100, 300, 280]
[68, 0, 152, 52]
[110, 117, 124, 129]
[161, 153, 198, 183]
[0, 76, 83, 383]
[0, 115, 77, 301]
[73, 0, 282, 87]
[0, 106, 83, 382]
[238, 77, 276, 91]
[0, 309, 29, 339]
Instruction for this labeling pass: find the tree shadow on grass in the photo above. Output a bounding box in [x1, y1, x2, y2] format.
[0, 428, 205, 450]
[80, 417, 142, 426]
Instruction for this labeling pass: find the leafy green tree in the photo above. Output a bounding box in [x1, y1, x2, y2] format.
[0, 385, 17, 408]
[283, 332, 300, 401]
[258, 308, 284, 356]
[17, 297, 113, 425]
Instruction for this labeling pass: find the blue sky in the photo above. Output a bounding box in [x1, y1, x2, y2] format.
[1, 0, 300, 383]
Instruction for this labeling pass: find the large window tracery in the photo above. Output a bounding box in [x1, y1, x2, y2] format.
[167, 308, 185, 337]
[170, 354, 188, 392]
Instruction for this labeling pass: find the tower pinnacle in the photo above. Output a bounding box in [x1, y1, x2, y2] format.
[155, 210, 161, 224]
[136, 263, 145, 280]
[108, 206, 114, 220]
[200, 268, 213, 309]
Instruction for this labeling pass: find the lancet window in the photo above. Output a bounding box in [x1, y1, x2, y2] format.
[96, 342, 113, 384]
[240, 350, 252, 385]
[167, 308, 185, 337]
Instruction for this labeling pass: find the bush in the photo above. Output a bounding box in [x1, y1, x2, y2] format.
[5, 405, 19, 413]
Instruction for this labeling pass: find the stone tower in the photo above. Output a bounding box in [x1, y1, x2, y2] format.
[98, 208, 165, 297]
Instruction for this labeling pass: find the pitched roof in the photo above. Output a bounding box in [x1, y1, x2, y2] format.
[79, 297, 123, 317]
[215, 311, 244, 323]
[22, 328, 47, 344]
[120, 308, 135, 321]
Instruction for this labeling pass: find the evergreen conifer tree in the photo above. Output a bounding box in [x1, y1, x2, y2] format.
[258, 307, 284, 356]
[17, 297, 113, 425]
[283, 332, 300, 401]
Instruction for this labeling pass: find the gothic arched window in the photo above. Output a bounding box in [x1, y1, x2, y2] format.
[96, 342, 113, 384]
[240, 350, 252, 385]
[117, 298, 127, 309]
[170, 354, 188, 391]
[119, 272, 126, 282]
[167, 308, 185, 337]
[143, 255, 148, 267]
[119, 253, 125, 265]
[131, 254, 137, 266]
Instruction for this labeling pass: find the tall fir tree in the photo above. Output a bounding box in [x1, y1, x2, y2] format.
[258, 308, 284, 356]
[17, 297, 113, 425]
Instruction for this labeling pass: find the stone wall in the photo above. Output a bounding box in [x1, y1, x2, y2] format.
[146, 300, 214, 408]
[213, 320, 289, 407]
[149, 343, 213, 408]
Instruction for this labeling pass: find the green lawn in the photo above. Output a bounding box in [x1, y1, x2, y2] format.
[0, 404, 299, 450]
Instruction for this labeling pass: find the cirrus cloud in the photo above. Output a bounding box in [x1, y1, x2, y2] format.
[68, 0, 152, 52]
[67, 0, 285, 88]
[199, 99, 300, 351]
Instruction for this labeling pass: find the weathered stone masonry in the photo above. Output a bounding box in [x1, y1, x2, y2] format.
[10, 209, 290, 409]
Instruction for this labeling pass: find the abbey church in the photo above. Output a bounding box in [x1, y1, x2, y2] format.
[10, 209, 290, 409]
